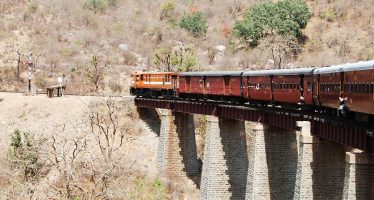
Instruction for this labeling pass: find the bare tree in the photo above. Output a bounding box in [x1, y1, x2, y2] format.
[47, 133, 88, 199]
[46, 124, 125, 199]
[259, 34, 300, 69]
[87, 98, 134, 162]
[326, 32, 351, 57]
[83, 55, 107, 92]
[14, 46, 22, 80]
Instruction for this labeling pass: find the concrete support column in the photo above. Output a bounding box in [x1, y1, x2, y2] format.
[245, 122, 270, 200]
[294, 121, 346, 200]
[200, 116, 248, 200]
[156, 109, 199, 177]
[343, 151, 374, 199]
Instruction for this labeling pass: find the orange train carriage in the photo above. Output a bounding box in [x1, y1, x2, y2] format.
[130, 72, 178, 97]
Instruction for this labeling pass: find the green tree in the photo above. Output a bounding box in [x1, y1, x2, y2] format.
[160, 0, 175, 21]
[153, 45, 197, 72]
[233, 0, 311, 46]
[179, 11, 208, 37]
[84, 0, 108, 13]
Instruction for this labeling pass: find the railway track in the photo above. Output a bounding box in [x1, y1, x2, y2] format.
[0, 90, 130, 98]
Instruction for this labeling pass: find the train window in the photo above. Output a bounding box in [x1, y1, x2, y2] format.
[307, 82, 311, 92]
[364, 83, 367, 93]
[345, 84, 349, 92]
[345, 83, 352, 93]
[370, 83, 374, 94]
[140, 75, 144, 81]
[365, 83, 370, 93]
[353, 84, 358, 93]
[358, 83, 362, 93]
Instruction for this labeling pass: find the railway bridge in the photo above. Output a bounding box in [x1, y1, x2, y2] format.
[135, 98, 374, 200]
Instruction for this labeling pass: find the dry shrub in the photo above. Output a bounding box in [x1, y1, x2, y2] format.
[122, 52, 138, 66]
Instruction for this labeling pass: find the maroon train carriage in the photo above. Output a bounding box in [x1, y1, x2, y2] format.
[314, 60, 374, 116]
[242, 68, 315, 105]
[178, 71, 243, 102]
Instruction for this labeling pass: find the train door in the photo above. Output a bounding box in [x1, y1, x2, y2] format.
[299, 75, 304, 104]
[186, 76, 191, 93]
[172, 75, 178, 96]
[224, 75, 230, 95]
[270, 75, 274, 102]
[313, 74, 320, 106]
[340, 72, 344, 93]
[240, 75, 244, 97]
[246, 76, 251, 99]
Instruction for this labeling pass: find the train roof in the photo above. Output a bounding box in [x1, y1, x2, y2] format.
[131, 71, 177, 75]
[313, 60, 374, 74]
[242, 67, 315, 76]
[180, 71, 243, 76]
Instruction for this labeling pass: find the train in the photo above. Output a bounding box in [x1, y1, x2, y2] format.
[130, 60, 374, 122]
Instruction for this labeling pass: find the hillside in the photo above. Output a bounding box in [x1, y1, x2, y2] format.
[0, 0, 373, 93]
[0, 92, 199, 199]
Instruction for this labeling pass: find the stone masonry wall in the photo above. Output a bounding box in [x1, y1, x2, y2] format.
[156, 109, 199, 177]
[294, 121, 346, 200]
[245, 122, 270, 200]
[343, 152, 374, 200]
[200, 117, 248, 200]
[245, 122, 298, 200]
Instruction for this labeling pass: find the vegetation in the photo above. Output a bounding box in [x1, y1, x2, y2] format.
[233, 0, 311, 46]
[8, 129, 45, 182]
[152, 44, 197, 72]
[84, 0, 109, 13]
[179, 11, 208, 37]
[83, 55, 107, 92]
[160, 0, 175, 21]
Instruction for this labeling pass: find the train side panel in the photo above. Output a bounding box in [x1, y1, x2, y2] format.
[343, 69, 374, 114]
[272, 75, 302, 104]
[179, 74, 242, 98]
[245, 76, 272, 101]
[317, 72, 341, 109]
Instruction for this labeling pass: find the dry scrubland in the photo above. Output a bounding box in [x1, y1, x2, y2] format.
[0, 0, 373, 93]
[0, 0, 373, 199]
[0, 93, 199, 199]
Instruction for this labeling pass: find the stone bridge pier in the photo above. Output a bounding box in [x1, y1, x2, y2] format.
[152, 108, 374, 199]
[156, 109, 199, 177]
[200, 117, 248, 200]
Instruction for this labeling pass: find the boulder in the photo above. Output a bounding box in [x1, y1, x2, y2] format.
[118, 43, 128, 51]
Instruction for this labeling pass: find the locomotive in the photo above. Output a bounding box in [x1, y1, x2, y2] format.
[130, 60, 374, 121]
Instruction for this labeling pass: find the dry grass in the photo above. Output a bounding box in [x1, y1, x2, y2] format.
[0, 0, 372, 91]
